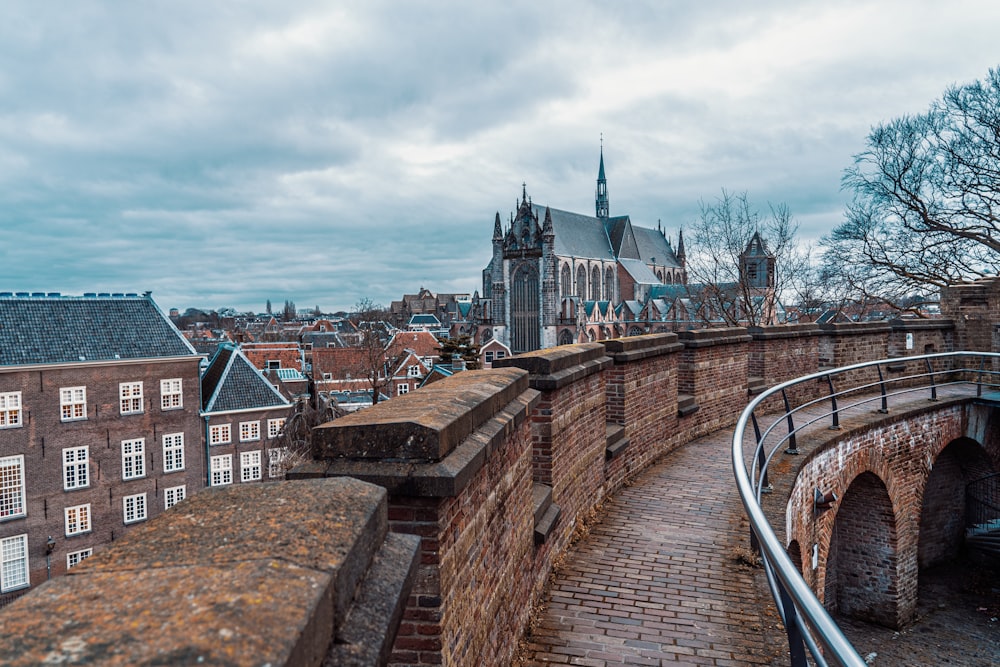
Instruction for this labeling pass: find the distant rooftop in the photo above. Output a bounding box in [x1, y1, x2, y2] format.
[0, 292, 197, 366]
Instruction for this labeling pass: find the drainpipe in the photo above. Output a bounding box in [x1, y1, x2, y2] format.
[203, 414, 212, 488]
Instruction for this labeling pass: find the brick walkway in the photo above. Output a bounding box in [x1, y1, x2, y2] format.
[521, 427, 785, 666]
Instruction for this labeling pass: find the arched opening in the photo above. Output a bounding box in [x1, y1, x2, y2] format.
[557, 329, 575, 346]
[604, 266, 615, 302]
[787, 540, 803, 575]
[576, 265, 587, 301]
[560, 264, 572, 298]
[919, 437, 995, 568]
[510, 264, 540, 353]
[829, 471, 900, 628]
[590, 266, 601, 301]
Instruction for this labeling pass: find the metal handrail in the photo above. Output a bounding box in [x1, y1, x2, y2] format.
[732, 351, 1000, 667]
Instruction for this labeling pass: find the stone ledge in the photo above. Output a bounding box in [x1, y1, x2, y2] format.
[888, 318, 956, 332]
[605, 423, 629, 460]
[747, 323, 821, 340]
[314, 368, 528, 461]
[677, 327, 751, 349]
[494, 342, 606, 376]
[602, 333, 683, 362]
[818, 321, 892, 335]
[678, 394, 699, 417]
[0, 478, 412, 667]
[293, 389, 540, 498]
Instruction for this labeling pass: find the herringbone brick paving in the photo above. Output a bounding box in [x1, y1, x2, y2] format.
[521, 425, 784, 666]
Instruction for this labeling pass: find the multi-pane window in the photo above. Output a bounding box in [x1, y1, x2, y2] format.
[123, 493, 147, 524]
[66, 548, 92, 569]
[239, 421, 260, 442]
[209, 424, 231, 445]
[0, 534, 28, 592]
[164, 485, 186, 509]
[407, 365, 421, 377]
[0, 391, 22, 428]
[65, 504, 91, 536]
[59, 387, 87, 421]
[162, 433, 185, 472]
[397, 383, 409, 396]
[267, 418, 285, 439]
[121, 439, 145, 480]
[240, 450, 262, 483]
[210, 455, 232, 486]
[160, 378, 183, 410]
[62, 447, 89, 490]
[0, 455, 25, 519]
[119, 382, 143, 414]
[267, 448, 288, 479]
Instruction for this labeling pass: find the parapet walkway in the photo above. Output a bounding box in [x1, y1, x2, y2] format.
[521, 424, 784, 666]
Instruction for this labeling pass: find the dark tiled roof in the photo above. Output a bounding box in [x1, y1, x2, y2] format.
[633, 226, 681, 268]
[0, 294, 196, 366]
[202, 344, 290, 413]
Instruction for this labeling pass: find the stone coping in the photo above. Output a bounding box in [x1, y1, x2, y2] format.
[818, 321, 892, 335]
[747, 323, 821, 340]
[314, 367, 528, 461]
[676, 327, 752, 349]
[0, 477, 416, 667]
[293, 388, 540, 498]
[888, 318, 956, 332]
[602, 333, 683, 362]
[495, 342, 612, 390]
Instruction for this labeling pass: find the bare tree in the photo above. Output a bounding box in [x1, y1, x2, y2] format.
[350, 298, 394, 405]
[685, 190, 806, 326]
[827, 68, 1000, 306]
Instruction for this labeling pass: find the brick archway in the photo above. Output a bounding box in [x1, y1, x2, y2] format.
[829, 471, 899, 628]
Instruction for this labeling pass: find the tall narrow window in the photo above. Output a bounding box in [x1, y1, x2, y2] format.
[0, 456, 26, 519]
[240, 451, 262, 483]
[267, 418, 285, 439]
[60, 387, 87, 421]
[62, 447, 89, 490]
[210, 455, 232, 486]
[239, 421, 260, 442]
[160, 379, 183, 410]
[0, 392, 22, 428]
[119, 382, 143, 415]
[162, 433, 185, 472]
[0, 534, 28, 592]
[121, 439, 145, 480]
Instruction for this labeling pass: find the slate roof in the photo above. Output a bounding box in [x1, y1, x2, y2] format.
[618, 259, 661, 285]
[202, 344, 290, 413]
[0, 293, 196, 367]
[532, 205, 615, 260]
[633, 227, 681, 268]
[408, 314, 441, 326]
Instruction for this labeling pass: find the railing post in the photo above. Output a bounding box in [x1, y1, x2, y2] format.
[977, 355, 985, 397]
[826, 375, 840, 430]
[782, 389, 798, 455]
[926, 357, 938, 401]
[777, 577, 809, 666]
[876, 364, 889, 413]
[752, 412, 771, 493]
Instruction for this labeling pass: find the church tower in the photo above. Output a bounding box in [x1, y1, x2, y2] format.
[595, 146, 609, 219]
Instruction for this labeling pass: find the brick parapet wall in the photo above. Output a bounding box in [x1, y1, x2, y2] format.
[940, 277, 1000, 352]
[677, 328, 752, 439]
[601, 334, 683, 492]
[748, 324, 823, 413]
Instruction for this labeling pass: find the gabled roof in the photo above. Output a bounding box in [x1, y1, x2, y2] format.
[606, 216, 641, 260]
[618, 258, 661, 285]
[0, 293, 196, 366]
[633, 227, 681, 268]
[386, 330, 440, 360]
[202, 344, 290, 413]
[531, 204, 614, 260]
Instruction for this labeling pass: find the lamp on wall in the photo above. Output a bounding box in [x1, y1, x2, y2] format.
[45, 536, 56, 580]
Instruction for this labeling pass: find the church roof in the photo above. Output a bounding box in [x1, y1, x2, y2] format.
[618, 258, 661, 285]
[633, 227, 682, 268]
[531, 204, 614, 260]
[0, 293, 196, 367]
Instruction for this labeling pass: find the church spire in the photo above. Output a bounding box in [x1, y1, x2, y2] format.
[493, 212, 503, 241]
[676, 228, 686, 261]
[595, 139, 609, 219]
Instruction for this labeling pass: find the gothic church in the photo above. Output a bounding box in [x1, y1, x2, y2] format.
[476, 150, 686, 353]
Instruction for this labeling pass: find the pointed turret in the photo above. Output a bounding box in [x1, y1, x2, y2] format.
[676, 228, 686, 261]
[493, 212, 503, 241]
[595, 145, 609, 219]
[542, 206, 554, 238]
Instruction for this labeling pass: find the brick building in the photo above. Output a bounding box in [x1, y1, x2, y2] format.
[200, 344, 292, 487]
[0, 293, 204, 599]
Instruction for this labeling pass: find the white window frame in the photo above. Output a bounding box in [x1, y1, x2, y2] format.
[121, 438, 146, 480]
[119, 382, 143, 415]
[267, 447, 288, 479]
[210, 455, 232, 486]
[0, 534, 29, 592]
[240, 450, 262, 482]
[0, 455, 26, 520]
[66, 548, 92, 569]
[160, 378, 183, 410]
[123, 493, 147, 524]
[239, 421, 260, 442]
[62, 446, 89, 490]
[162, 433, 185, 473]
[485, 351, 494, 363]
[0, 391, 22, 429]
[397, 383, 409, 395]
[65, 504, 91, 536]
[164, 485, 186, 509]
[407, 364, 421, 378]
[209, 423, 231, 446]
[59, 386, 87, 421]
[267, 418, 285, 439]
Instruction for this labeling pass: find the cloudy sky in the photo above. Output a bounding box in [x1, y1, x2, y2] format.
[2, 1, 999, 313]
